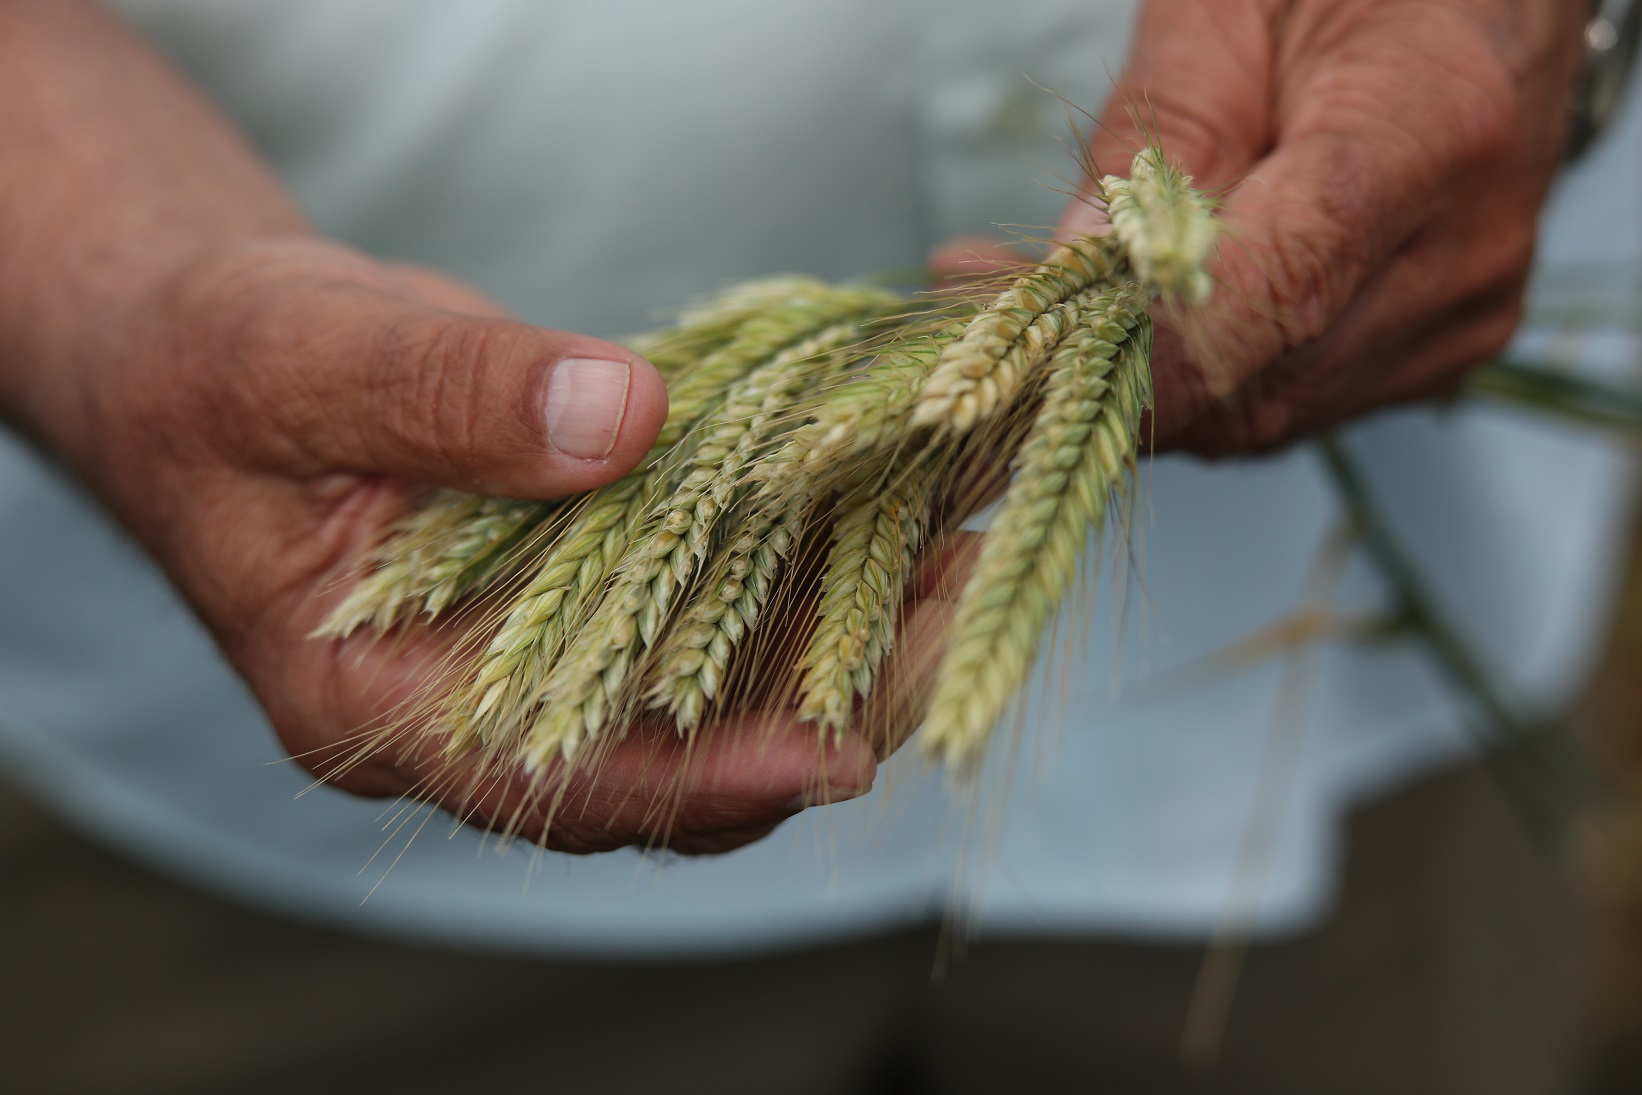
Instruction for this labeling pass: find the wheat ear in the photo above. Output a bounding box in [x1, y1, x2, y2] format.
[911, 238, 1120, 433]
[640, 313, 883, 726]
[417, 497, 553, 618]
[441, 479, 647, 754]
[796, 454, 944, 737]
[918, 309, 1152, 767]
[1101, 145, 1219, 304]
[521, 308, 893, 765]
[315, 491, 501, 637]
[773, 321, 966, 474]
[645, 497, 807, 728]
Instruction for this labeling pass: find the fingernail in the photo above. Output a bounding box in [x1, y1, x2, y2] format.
[785, 784, 871, 812]
[544, 357, 632, 459]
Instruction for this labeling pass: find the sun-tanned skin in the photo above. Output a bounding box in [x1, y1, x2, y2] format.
[1073, 0, 1587, 453]
[0, 0, 1588, 852]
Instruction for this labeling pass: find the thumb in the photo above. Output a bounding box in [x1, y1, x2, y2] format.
[249, 275, 670, 499]
[1060, 0, 1273, 240]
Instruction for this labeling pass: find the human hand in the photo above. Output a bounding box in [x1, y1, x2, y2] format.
[27, 237, 880, 854]
[1064, 0, 1586, 454]
[0, 1, 898, 856]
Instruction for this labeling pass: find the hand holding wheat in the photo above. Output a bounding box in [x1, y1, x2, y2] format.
[312, 143, 1216, 850]
[1069, 0, 1587, 454]
[42, 235, 883, 853]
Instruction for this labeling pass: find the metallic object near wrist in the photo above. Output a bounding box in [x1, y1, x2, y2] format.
[1569, 0, 1642, 161]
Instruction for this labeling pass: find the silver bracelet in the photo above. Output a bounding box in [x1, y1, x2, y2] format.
[1569, 0, 1642, 160]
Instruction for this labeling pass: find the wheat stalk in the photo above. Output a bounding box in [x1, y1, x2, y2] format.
[320, 145, 1222, 788]
[918, 305, 1152, 767]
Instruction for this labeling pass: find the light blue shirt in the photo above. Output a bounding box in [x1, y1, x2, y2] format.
[1, 0, 1635, 955]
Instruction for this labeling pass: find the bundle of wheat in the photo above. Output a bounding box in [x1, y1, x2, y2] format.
[315, 145, 1218, 784]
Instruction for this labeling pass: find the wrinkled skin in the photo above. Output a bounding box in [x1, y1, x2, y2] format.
[0, 0, 1587, 853]
[1073, 0, 1586, 454]
[78, 239, 887, 856]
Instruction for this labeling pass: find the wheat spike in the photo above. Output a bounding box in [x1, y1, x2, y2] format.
[911, 238, 1120, 433]
[520, 307, 894, 765]
[645, 498, 806, 728]
[315, 491, 499, 637]
[657, 284, 899, 442]
[781, 322, 965, 470]
[797, 455, 944, 737]
[442, 479, 647, 754]
[641, 314, 884, 726]
[919, 313, 1152, 767]
[418, 497, 553, 618]
[1101, 145, 1219, 303]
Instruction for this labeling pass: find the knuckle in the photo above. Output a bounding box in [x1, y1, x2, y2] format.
[1256, 217, 1366, 352]
[1446, 64, 1516, 171]
[1228, 396, 1300, 454]
[394, 318, 510, 478]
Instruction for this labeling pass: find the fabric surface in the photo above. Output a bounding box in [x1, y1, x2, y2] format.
[0, 0, 1635, 953]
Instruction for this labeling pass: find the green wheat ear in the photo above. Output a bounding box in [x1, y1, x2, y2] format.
[797, 453, 945, 738]
[913, 237, 1122, 434]
[1101, 143, 1219, 304]
[919, 311, 1152, 769]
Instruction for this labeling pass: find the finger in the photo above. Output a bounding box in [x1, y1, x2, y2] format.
[235, 271, 669, 498]
[428, 716, 878, 855]
[385, 262, 516, 319]
[281, 617, 879, 855]
[1061, 0, 1275, 243]
[1296, 279, 1524, 436]
[1169, 210, 1529, 455]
